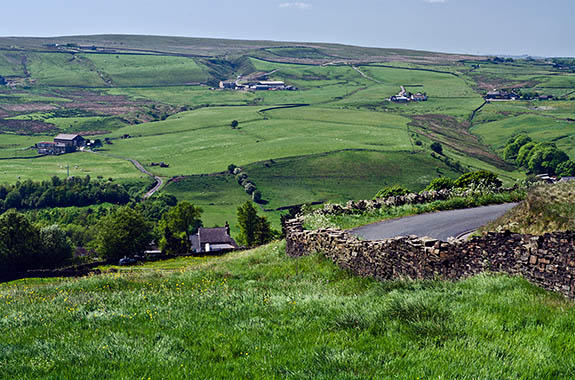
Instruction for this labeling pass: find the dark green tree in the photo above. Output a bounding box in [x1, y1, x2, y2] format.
[95, 207, 153, 260]
[237, 201, 260, 247]
[503, 134, 532, 160]
[39, 225, 73, 267]
[430, 141, 443, 155]
[158, 201, 202, 254]
[0, 210, 42, 271]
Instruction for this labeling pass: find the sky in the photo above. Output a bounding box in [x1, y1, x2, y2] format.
[1, 0, 573, 57]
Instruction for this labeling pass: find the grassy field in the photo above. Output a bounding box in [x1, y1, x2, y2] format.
[100, 106, 413, 177]
[471, 112, 575, 158]
[243, 150, 462, 209]
[2, 37, 575, 228]
[86, 54, 210, 86]
[2, 241, 575, 379]
[0, 152, 144, 183]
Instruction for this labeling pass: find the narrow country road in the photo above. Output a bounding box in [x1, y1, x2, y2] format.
[128, 159, 164, 199]
[89, 151, 163, 199]
[350, 203, 518, 241]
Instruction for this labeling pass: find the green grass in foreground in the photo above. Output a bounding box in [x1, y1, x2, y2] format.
[2, 241, 575, 379]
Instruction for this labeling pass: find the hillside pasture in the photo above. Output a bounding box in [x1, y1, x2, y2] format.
[86, 54, 210, 86]
[2, 242, 575, 379]
[243, 150, 463, 209]
[0, 152, 142, 183]
[102, 106, 413, 177]
[25, 52, 106, 87]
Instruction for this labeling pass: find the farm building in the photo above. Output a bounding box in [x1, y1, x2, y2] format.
[410, 93, 428, 101]
[37, 134, 86, 155]
[189, 224, 239, 254]
[485, 90, 519, 100]
[54, 134, 86, 148]
[36, 142, 67, 155]
[219, 81, 236, 89]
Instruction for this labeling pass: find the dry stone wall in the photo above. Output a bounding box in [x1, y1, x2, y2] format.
[285, 219, 575, 298]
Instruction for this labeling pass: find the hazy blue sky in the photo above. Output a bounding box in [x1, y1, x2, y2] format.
[1, 0, 573, 57]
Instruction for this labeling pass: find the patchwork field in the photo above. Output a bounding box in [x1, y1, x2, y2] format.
[0, 36, 574, 227]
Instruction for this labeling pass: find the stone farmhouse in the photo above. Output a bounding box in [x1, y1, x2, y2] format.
[36, 134, 85, 155]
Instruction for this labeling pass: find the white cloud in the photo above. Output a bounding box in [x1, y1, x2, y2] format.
[278, 2, 312, 10]
[424, 0, 447, 3]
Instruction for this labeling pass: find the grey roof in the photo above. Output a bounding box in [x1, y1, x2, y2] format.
[198, 227, 238, 247]
[54, 134, 82, 140]
[189, 227, 239, 253]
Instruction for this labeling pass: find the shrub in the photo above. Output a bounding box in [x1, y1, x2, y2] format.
[430, 142, 443, 155]
[454, 170, 502, 188]
[425, 177, 455, 191]
[252, 190, 263, 203]
[375, 185, 410, 199]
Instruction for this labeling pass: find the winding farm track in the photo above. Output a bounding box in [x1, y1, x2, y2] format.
[351, 66, 382, 83]
[89, 151, 163, 199]
[127, 159, 164, 198]
[350, 203, 519, 242]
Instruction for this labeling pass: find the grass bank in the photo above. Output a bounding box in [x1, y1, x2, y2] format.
[482, 182, 575, 235]
[2, 241, 575, 379]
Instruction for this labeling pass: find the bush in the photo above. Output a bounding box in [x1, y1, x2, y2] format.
[430, 142, 443, 155]
[454, 170, 502, 189]
[425, 177, 455, 191]
[252, 190, 263, 203]
[375, 185, 411, 199]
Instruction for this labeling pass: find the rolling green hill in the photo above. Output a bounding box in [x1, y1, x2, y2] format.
[0, 35, 573, 226]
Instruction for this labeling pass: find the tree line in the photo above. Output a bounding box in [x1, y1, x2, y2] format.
[0, 193, 277, 273]
[0, 176, 130, 213]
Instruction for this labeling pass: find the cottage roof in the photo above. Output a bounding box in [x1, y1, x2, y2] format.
[54, 133, 81, 140]
[197, 227, 238, 247]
